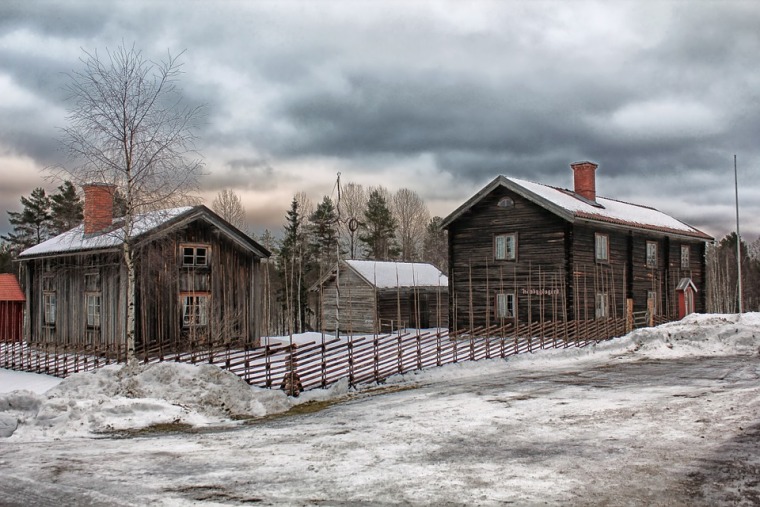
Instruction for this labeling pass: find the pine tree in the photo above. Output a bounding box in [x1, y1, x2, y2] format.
[359, 189, 398, 260]
[50, 181, 83, 235]
[309, 196, 339, 273]
[0, 242, 14, 274]
[278, 198, 312, 333]
[2, 187, 52, 254]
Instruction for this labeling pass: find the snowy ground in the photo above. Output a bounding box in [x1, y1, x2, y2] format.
[1, 313, 759, 505]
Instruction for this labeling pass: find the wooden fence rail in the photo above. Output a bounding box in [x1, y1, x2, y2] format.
[1, 318, 627, 394]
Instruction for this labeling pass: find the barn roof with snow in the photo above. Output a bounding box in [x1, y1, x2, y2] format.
[441, 174, 712, 241]
[345, 260, 448, 289]
[19, 205, 270, 259]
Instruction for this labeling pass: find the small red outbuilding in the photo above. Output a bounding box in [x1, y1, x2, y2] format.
[0, 273, 25, 342]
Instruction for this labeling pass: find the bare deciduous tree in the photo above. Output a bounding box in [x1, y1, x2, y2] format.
[212, 189, 246, 231]
[337, 182, 367, 259]
[54, 44, 204, 362]
[392, 188, 430, 262]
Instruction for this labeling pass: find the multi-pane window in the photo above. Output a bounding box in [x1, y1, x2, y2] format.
[43, 293, 57, 325]
[182, 245, 209, 266]
[681, 245, 690, 269]
[86, 294, 101, 327]
[595, 293, 609, 319]
[496, 292, 516, 319]
[494, 233, 517, 261]
[646, 241, 658, 268]
[595, 233, 609, 262]
[497, 197, 514, 209]
[182, 294, 209, 327]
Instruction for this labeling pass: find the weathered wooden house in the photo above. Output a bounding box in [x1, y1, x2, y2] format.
[441, 162, 713, 332]
[17, 184, 270, 352]
[310, 260, 449, 334]
[0, 274, 25, 342]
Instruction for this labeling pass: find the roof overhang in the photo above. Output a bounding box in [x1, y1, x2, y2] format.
[441, 175, 713, 242]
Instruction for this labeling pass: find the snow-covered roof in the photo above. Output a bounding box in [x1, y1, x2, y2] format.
[19, 207, 193, 257]
[442, 175, 712, 240]
[345, 260, 448, 289]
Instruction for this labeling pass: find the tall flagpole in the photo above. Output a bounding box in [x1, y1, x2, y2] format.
[734, 155, 743, 314]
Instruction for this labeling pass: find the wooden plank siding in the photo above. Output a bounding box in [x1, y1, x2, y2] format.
[315, 264, 449, 334]
[571, 225, 628, 322]
[446, 182, 710, 333]
[24, 252, 122, 346]
[319, 267, 377, 334]
[448, 186, 568, 331]
[21, 219, 264, 352]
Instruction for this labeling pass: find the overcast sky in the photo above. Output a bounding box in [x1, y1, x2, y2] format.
[1, 1, 759, 241]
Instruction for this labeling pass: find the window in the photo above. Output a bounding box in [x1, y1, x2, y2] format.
[595, 293, 609, 319]
[43, 293, 57, 325]
[497, 197, 514, 209]
[86, 294, 101, 328]
[681, 245, 690, 269]
[496, 292, 516, 319]
[182, 294, 209, 327]
[182, 245, 209, 266]
[595, 233, 609, 262]
[646, 241, 658, 268]
[494, 233, 517, 261]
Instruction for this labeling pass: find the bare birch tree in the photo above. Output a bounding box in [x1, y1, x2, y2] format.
[53, 44, 204, 363]
[212, 189, 246, 231]
[337, 182, 367, 259]
[392, 188, 430, 262]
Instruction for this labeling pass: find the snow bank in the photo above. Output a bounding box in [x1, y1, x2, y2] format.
[0, 362, 348, 440]
[0, 368, 62, 394]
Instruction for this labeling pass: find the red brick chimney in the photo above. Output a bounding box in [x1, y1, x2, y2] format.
[83, 183, 116, 235]
[571, 161, 598, 202]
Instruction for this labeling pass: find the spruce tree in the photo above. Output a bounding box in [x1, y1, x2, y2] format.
[278, 198, 312, 333]
[2, 187, 52, 253]
[0, 242, 14, 274]
[308, 196, 339, 273]
[50, 181, 84, 235]
[359, 189, 398, 260]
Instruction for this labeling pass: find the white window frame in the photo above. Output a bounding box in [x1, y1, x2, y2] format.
[182, 244, 210, 267]
[595, 293, 609, 319]
[680, 245, 690, 269]
[494, 233, 517, 261]
[182, 294, 210, 327]
[496, 292, 516, 319]
[646, 241, 658, 268]
[43, 292, 56, 325]
[595, 233, 609, 262]
[86, 293, 101, 328]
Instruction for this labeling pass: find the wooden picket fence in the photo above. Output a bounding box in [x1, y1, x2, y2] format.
[0, 318, 627, 394]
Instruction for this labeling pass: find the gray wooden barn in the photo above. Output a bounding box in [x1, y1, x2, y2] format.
[17, 184, 270, 353]
[310, 260, 448, 334]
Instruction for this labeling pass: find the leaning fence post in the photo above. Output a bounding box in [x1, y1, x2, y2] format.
[281, 343, 302, 396]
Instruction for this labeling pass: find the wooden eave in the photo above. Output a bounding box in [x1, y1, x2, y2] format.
[308, 260, 375, 292]
[17, 205, 271, 261]
[147, 206, 271, 258]
[441, 175, 713, 242]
